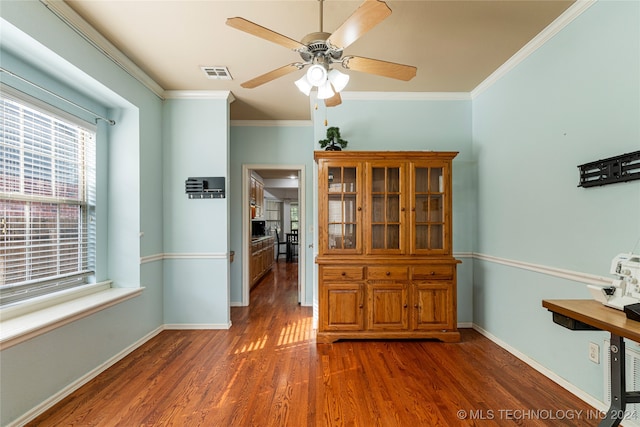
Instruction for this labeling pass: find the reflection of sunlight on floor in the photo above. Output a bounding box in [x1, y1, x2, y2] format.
[232, 317, 313, 354]
[234, 334, 268, 354]
[215, 358, 246, 408]
[277, 317, 312, 347]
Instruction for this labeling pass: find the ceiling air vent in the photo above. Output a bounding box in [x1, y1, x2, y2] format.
[201, 66, 232, 80]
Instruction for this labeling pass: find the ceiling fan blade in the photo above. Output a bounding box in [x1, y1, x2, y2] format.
[241, 63, 301, 89]
[226, 17, 306, 51]
[344, 56, 417, 81]
[325, 91, 342, 107]
[326, 0, 391, 50]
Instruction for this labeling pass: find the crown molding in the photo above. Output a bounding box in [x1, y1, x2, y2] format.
[340, 91, 471, 101]
[163, 90, 235, 103]
[471, 0, 597, 99]
[231, 120, 313, 127]
[39, 0, 165, 99]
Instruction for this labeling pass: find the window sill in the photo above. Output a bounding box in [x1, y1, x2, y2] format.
[0, 282, 143, 350]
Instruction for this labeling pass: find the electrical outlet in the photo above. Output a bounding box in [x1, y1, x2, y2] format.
[589, 342, 600, 364]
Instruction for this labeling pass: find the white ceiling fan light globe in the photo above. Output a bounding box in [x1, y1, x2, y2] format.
[306, 64, 328, 87]
[328, 69, 350, 92]
[317, 80, 335, 99]
[295, 75, 313, 96]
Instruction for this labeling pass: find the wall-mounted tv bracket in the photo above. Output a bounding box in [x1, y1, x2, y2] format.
[185, 177, 225, 198]
[578, 150, 640, 188]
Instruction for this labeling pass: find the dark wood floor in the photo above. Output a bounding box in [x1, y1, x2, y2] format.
[28, 261, 598, 426]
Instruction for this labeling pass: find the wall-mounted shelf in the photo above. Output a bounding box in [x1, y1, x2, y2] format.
[185, 177, 225, 198]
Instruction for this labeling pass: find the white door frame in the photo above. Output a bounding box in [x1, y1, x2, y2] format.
[242, 164, 306, 306]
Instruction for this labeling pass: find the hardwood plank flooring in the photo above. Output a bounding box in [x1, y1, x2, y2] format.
[27, 261, 599, 426]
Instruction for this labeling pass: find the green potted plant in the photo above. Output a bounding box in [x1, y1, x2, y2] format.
[319, 126, 348, 151]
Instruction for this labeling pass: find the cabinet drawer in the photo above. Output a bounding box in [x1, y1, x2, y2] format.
[367, 266, 409, 280]
[322, 266, 364, 281]
[412, 265, 454, 280]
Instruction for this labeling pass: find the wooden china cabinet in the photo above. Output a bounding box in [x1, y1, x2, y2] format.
[315, 151, 460, 343]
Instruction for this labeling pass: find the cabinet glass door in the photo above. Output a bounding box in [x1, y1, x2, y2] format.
[369, 164, 403, 253]
[327, 166, 358, 251]
[413, 165, 445, 252]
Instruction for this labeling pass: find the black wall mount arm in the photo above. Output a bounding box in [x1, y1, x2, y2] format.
[578, 150, 640, 188]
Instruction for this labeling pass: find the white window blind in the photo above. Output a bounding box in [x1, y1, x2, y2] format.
[0, 92, 96, 306]
[290, 202, 299, 231]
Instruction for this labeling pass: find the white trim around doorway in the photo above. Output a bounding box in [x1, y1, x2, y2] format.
[242, 164, 306, 306]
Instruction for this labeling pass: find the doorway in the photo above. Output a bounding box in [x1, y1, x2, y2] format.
[242, 164, 305, 306]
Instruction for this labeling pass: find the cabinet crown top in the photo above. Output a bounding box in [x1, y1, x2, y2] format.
[314, 151, 459, 161]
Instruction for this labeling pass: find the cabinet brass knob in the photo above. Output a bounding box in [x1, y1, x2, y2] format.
[359, 304, 364, 309]
[357, 207, 362, 211]
[430, 271, 436, 275]
[401, 207, 406, 212]
[414, 304, 419, 308]
[403, 304, 408, 308]
[341, 272, 346, 276]
[385, 271, 391, 276]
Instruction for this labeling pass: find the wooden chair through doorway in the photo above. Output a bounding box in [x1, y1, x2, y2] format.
[286, 230, 298, 262]
[275, 229, 288, 261]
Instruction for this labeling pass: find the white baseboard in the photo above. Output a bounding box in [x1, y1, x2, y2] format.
[10, 326, 164, 427]
[471, 323, 607, 412]
[164, 322, 231, 330]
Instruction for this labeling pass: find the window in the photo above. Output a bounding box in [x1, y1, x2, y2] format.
[0, 90, 96, 307]
[290, 202, 298, 231]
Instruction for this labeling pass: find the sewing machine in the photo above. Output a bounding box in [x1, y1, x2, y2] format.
[588, 253, 640, 311]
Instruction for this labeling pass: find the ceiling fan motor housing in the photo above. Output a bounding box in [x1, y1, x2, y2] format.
[299, 32, 343, 64]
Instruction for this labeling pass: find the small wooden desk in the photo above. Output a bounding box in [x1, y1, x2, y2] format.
[543, 299, 640, 427]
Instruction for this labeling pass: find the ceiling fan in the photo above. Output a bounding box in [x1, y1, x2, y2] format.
[226, 0, 417, 107]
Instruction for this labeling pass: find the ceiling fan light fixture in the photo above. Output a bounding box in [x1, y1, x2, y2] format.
[317, 80, 335, 100]
[306, 64, 328, 87]
[295, 75, 313, 96]
[328, 69, 349, 92]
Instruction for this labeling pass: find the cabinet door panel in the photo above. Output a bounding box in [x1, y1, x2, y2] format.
[367, 162, 405, 254]
[320, 161, 362, 254]
[413, 283, 453, 330]
[322, 283, 364, 330]
[368, 283, 408, 330]
[410, 162, 450, 255]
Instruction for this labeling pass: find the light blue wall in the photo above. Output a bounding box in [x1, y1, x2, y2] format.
[162, 97, 231, 326]
[472, 0, 640, 401]
[0, 1, 164, 425]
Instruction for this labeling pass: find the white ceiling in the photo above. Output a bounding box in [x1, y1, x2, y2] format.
[64, 0, 574, 121]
